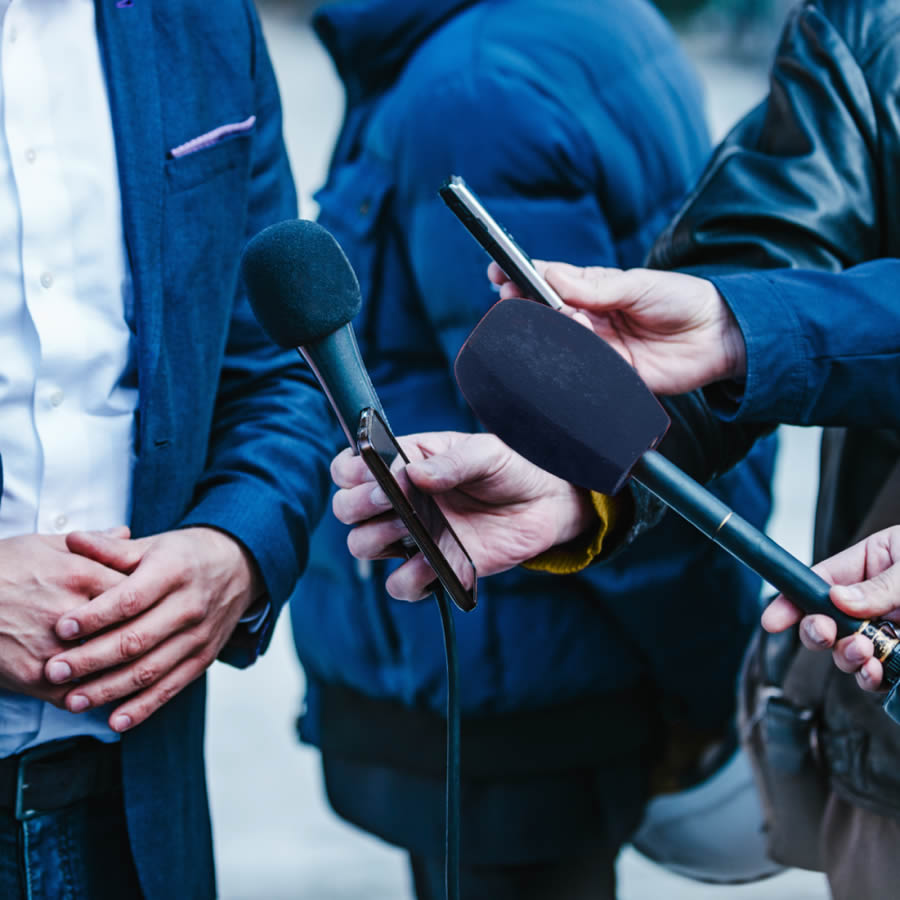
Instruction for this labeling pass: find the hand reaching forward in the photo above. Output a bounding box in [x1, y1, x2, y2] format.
[488, 260, 747, 395]
[761, 526, 900, 691]
[0, 531, 126, 704]
[331, 432, 596, 602]
[44, 526, 263, 732]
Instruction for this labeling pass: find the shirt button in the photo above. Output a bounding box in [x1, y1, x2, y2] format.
[54, 515, 68, 531]
[49, 389, 64, 408]
[40, 271, 53, 289]
[24, 148, 36, 164]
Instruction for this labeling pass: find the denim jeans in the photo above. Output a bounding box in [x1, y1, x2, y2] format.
[0, 789, 143, 900]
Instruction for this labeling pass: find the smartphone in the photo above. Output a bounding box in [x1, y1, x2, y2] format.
[356, 407, 477, 612]
[439, 175, 565, 311]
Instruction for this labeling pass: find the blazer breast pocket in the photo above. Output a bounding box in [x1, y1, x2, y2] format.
[165, 118, 255, 194]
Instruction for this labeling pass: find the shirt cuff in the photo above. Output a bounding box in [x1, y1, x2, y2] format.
[522, 492, 623, 575]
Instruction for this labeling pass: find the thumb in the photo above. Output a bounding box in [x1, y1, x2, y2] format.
[831, 563, 900, 619]
[405, 453, 469, 493]
[66, 530, 145, 575]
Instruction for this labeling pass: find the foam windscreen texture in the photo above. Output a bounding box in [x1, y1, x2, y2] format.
[241, 219, 362, 348]
[454, 299, 670, 495]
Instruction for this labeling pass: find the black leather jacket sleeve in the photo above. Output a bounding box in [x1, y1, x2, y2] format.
[643, 0, 900, 487]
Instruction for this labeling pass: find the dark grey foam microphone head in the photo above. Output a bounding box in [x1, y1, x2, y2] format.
[241, 219, 362, 348]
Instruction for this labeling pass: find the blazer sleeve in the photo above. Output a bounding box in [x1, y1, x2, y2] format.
[178, 4, 335, 667]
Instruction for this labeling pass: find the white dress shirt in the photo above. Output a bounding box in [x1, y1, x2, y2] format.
[0, 0, 138, 755]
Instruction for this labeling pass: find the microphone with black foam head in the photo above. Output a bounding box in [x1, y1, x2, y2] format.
[240, 218, 385, 446]
[241, 218, 466, 900]
[455, 297, 900, 695]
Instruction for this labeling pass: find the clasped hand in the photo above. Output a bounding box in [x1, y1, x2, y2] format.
[0, 526, 261, 732]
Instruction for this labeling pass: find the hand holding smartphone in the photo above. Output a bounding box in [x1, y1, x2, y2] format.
[356, 407, 477, 612]
[439, 175, 565, 311]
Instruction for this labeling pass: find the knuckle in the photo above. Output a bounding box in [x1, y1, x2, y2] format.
[133, 664, 158, 689]
[97, 682, 119, 706]
[119, 629, 145, 659]
[118, 589, 144, 619]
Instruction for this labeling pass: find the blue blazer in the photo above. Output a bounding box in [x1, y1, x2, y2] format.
[0, 3, 333, 897]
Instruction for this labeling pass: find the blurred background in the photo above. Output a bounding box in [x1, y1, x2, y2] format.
[206, 2, 829, 897]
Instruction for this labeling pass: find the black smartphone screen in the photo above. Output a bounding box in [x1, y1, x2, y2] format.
[356, 407, 477, 612]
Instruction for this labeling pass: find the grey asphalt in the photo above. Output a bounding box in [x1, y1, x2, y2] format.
[205, 7, 830, 898]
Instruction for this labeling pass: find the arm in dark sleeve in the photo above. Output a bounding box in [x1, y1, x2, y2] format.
[648, 1, 886, 485]
[705, 260, 900, 427]
[178, 6, 335, 666]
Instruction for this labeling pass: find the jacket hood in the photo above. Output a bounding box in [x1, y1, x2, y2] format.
[313, 0, 479, 100]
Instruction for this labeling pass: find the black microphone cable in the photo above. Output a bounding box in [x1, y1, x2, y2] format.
[433, 583, 461, 900]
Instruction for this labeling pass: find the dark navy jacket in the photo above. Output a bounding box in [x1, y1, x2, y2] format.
[292, 0, 776, 855]
[4, 4, 334, 897]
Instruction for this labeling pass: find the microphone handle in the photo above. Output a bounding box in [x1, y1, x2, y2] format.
[632, 449, 900, 685]
[297, 323, 387, 448]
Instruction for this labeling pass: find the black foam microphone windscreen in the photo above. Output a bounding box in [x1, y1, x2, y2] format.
[455, 298, 670, 495]
[241, 218, 384, 444]
[241, 218, 362, 347]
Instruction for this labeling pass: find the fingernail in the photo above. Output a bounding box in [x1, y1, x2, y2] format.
[859, 666, 873, 684]
[111, 714, 132, 732]
[415, 460, 439, 477]
[846, 641, 868, 665]
[802, 620, 828, 647]
[69, 695, 90, 713]
[58, 619, 80, 639]
[47, 661, 72, 684]
[370, 485, 389, 506]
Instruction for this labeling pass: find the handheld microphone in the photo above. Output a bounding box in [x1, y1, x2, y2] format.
[241, 218, 467, 898]
[240, 218, 385, 446]
[455, 297, 900, 691]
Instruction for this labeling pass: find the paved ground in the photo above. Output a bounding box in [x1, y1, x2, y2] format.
[206, 7, 831, 898]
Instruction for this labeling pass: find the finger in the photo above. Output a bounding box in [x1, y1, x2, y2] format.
[65, 556, 130, 600]
[346, 514, 410, 560]
[831, 562, 900, 619]
[487, 261, 510, 285]
[330, 447, 375, 489]
[106, 652, 211, 731]
[384, 554, 438, 602]
[55, 556, 181, 641]
[333, 480, 394, 525]
[46, 586, 196, 683]
[66, 531, 145, 574]
[60, 627, 206, 719]
[498, 280, 527, 300]
[798, 615, 838, 650]
[833, 633, 875, 674]
[857, 657, 884, 692]
[761, 594, 804, 632]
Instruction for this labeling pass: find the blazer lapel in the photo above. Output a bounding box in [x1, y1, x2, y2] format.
[94, 0, 164, 405]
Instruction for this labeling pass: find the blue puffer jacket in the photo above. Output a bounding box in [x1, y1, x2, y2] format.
[293, 0, 775, 762]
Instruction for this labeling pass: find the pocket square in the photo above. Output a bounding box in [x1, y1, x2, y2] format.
[168, 115, 256, 159]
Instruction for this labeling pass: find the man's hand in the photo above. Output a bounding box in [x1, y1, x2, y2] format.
[488, 260, 747, 395]
[761, 527, 900, 691]
[0, 532, 126, 704]
[44, 526, 264, 732]
[332, 432, 596, 602]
